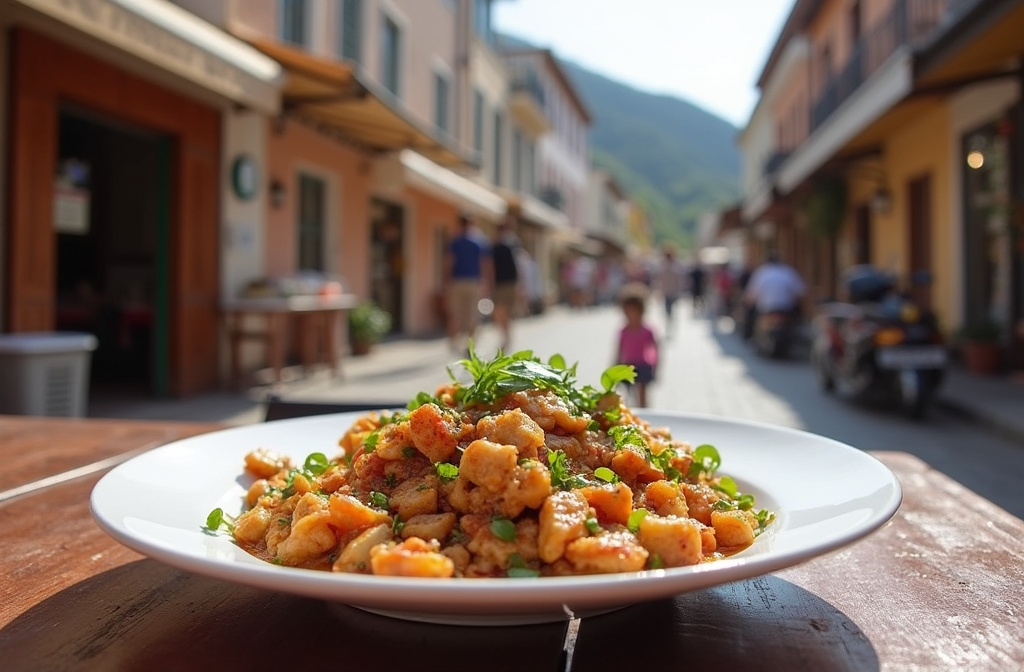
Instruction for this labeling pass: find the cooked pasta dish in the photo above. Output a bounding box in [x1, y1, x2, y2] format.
[206, 350, 774, 578]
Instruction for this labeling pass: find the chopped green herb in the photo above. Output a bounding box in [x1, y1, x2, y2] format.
[391, 516, 404, 535]
[507, 552, 541, 578]
[384, 473, 397, 489]
[203, 507, 235, 533]
[369, 491, 389, 509]
[490, 517, 517, 542]
[407, 391, 444, 410]
[688, 444, 722, 479]
[402, 446, 417, 459]
[436, 462, 459, 482]
[601, 364, 636, 392]
[547, 450, 586, 490]
[594, 467, 619, 484]
[585, 517, 601, 534]
[713, 476, 738, 498]
[303, 452, 330, 475]
[627, 508, 648, 533]
[608, 425, 646, 451]
[648, 553, 665, 570]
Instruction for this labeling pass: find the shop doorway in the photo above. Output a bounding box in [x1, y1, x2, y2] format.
[54, 107, 171, 397]
[370, 199, 404, 333]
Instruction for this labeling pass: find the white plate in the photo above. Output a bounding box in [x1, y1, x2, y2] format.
[90, 411, 901, 626]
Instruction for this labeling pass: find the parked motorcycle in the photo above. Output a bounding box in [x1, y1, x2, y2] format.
[753, 309, 798, 359]
[811, 266, 946, 418]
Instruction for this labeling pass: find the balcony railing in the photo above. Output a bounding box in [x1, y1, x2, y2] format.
[510, 67, 546, 109]
[809, 0, 977, 131]
[763, 150, 792, 177]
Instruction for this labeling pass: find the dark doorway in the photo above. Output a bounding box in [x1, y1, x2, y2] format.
[370, 199, 404, 333]
[55, 107, 170, 397]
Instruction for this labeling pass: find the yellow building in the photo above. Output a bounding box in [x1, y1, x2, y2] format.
[741, 0, 1024, 370]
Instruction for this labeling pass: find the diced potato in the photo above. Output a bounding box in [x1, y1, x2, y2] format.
[328, 493, 391, 535]
[578, 482, 634, 525]
[401, 512, 457, 541]
[408, 403, 462, 462]
[565, 530, 649, 574]
[711, 509, 757, 549]
[390, 475, 439, 519]
[476, 409, 545, 459]
[610, 445, 663, 484]
[459, 440, 518, 493]
[244, 448, 288, 478]
[370, 538, 455, 577]
[374, 423, 415, 460]
[333, 524, 393, 573]
[642, 480, 688, 518]
[233, 505, 272, 544]
[637, 514, 703, 567]
[538, 490, 589, 563]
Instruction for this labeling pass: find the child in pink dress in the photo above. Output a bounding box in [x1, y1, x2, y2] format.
[615, 284, 659, 407]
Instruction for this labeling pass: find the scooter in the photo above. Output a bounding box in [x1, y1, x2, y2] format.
[753, 309, 798, 359]
[811, 267, 946, 418]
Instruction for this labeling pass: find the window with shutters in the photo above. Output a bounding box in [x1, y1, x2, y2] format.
[339, 0, 362, 63]
[280, 0, 308, 47]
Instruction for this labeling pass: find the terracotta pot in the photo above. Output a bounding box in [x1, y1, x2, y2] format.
[962, 341, 1001, 375]
[350, 340, 373, 356]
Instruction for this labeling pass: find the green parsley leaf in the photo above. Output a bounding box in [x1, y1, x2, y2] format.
[627, 509, 648, 533]
[547, 450, 586, 490]
[435, 462, 459, 482]
[490, 517, 517, 542]
[204, 507, 235, 533]
[601, 364, 636, 392]
[507, 552, 541, 578]
[548, 354, 567, 370]
[648, 553, 665, 570]
[608, 424, 647, 451]
[407, 391, 443, 410]
[688, 444, 722, 479]
[303, 452, 330, 476]
[713, 476, 738, 498]
[369, 491, 389, 509]
[585, 517, 601, 534]
[594, 466, 619, 484]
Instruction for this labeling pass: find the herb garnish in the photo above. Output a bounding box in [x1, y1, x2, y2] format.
[203, 507, 235, 534]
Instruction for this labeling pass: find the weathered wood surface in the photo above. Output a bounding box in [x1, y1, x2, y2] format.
[0, 419, 1021, 671]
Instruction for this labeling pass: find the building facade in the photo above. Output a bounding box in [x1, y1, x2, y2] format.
[741, 0, 1024, 369]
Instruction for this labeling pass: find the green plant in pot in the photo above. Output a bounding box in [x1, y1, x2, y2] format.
[958, 319, 1001, 375]
[349, 300, 392, 355]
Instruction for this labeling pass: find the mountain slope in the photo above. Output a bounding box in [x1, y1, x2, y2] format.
[560, 61, 741, 248]
[498, 33, 741, 248]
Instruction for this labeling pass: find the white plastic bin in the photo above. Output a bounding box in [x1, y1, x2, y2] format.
[0, 332, 98, 417]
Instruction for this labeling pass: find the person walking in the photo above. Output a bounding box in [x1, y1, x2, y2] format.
[444, 213, 491, 354]
[689, 263, 707, 315]
[491, 218, 520, 352]
[614, 283, 659, 407]
[653, 245, 686, 337]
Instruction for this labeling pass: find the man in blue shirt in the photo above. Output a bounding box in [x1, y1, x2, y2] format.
[444, 213, 492, 353]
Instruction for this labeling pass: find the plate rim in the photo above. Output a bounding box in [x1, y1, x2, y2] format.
[89, 410, 903, 620]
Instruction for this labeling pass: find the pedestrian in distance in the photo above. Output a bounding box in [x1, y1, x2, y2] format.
[653, 244, 686, 337]
[614, 282, 659, 407]
[689, 263, 707, 315]
[444, 213, 492, 354]
[491, 216, 521, 352]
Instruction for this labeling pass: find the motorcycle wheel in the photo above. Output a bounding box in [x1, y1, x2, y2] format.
[899, 370, 929, 419]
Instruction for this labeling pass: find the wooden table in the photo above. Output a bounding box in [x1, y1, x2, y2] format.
[223, 294, 358, 389]
[1, 415, 1022, 671]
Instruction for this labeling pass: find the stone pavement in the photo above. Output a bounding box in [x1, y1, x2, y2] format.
[87, 303, 1024, 444]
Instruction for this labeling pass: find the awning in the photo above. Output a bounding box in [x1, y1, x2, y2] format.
[12, 0, 281, 114]
[504, 192, 568, 230]
[399, 150, 506, 219]
[248, 39, 474, 168]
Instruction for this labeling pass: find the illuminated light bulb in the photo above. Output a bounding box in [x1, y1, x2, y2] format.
[966, 150, 985, 169]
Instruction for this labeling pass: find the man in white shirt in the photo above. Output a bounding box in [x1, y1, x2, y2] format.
[744, 252, 806, 314]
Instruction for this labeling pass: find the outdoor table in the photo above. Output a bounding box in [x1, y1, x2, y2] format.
[1, 415, 1022, 670]
[222, 294, 358, 389]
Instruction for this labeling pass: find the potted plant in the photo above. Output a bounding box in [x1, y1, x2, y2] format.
[348, 300, 392, 356]
[958, 319, 1002, 375]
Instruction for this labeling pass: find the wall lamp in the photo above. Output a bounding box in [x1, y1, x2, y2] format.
[870, 187, 892, 215]
[269, 179, 286, 209]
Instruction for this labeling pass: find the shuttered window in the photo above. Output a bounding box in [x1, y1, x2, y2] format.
[340, 0, 362, 63]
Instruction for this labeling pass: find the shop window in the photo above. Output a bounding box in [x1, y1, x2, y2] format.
[380, 13, 402, 96]
[280, 0, 308, 47]
[339, 0, 362, 63]
[434, 72, 451, 136]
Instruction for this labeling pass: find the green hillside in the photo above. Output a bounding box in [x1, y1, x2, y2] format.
[560, 60, 741, 249]
[498, 34, 742, 250]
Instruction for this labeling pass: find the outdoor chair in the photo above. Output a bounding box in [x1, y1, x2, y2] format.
[262, 393, 404, 422]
